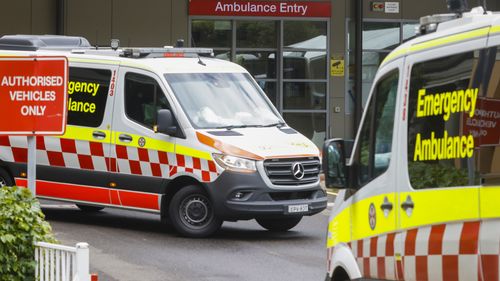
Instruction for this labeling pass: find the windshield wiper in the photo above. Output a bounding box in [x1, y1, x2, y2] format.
[214, 122, 285, 130]
[214, 125, 251, 130]
[261, 122, 286, 128]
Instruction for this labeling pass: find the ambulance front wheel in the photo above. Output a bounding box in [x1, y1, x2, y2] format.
[256, 216, 302, 232]
[169, 185, 222, 238]
[0, 168, 14, 187]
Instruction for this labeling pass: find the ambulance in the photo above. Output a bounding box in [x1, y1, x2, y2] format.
[322, 4, 500, 281]
[0, 35, 327, 237]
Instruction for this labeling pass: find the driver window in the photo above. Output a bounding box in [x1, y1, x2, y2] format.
[125, 72, 170, 129]
[355, 69, 399, 188]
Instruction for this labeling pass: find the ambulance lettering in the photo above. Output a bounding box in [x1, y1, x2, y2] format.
[413, 87, 478, 162]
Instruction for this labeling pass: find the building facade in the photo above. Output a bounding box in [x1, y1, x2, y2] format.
[2, 0, 497, 146]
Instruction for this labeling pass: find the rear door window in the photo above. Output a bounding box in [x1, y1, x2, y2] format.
[407, 46, 500, 189]
[67, 67, 111, 127]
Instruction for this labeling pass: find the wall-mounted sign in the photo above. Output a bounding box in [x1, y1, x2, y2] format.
[189, 0, 331, 18]
[385, 2, 400, 13]
[330, 55, 344, 77]
[371, 1, 400, 13]
[371, 2, 385, 12]
[0, 57, 68, 135]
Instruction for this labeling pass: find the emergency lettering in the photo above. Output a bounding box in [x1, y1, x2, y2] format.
[416, 88, 478, 120]
[68, 81, 100, 96]
[67, 81, 101, 114]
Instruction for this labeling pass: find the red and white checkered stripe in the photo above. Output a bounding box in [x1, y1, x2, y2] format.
[329, 220, 500, 281]
[0, 136, 220, 182]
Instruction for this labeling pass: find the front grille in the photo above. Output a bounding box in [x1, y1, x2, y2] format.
[263, 157, 320, 186]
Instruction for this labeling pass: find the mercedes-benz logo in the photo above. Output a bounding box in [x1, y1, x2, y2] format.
[291, 163, 305, 180]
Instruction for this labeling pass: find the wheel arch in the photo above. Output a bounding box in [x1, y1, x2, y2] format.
[328, 243, 362, 281]
[0, 161, 15, 185]
[161, 175, 208, 219]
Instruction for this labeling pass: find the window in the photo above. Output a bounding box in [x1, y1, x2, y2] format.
[124, 73, 170, 129]
[67, 67, 111, 127]
[407, 46, 500, 189]
[354, 70, 399, 187]
[165, 73, 281, 129]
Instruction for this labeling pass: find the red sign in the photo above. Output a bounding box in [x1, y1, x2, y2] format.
[0, 57, 68, 135]
[189, 0, 331, 17]
[463, 98, 500, 146]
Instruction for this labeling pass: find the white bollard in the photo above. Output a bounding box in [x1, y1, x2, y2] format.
[74, 243, 91, 281]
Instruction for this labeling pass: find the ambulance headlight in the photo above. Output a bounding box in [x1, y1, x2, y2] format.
[213, 154, 256, 173]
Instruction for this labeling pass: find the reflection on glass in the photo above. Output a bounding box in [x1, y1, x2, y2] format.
[284, 21, 327, 48]
[256, 81, 277, 107]
[237, 21, 277, 48]
[362, 52, 389, 105]
[283, 51, 326, 79]
[403, 23, 419, 41]
[165, 73, 281, 129]
[283, 82, 326, 110]
[363, 22, 400, 50]
[283, 113, 326, 148]
[191, 20, 232, 48]
[214, 50, 231, 61]
[235, 51, 276, 78]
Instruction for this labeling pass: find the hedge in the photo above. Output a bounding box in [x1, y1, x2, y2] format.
[0, 186, 56, 281]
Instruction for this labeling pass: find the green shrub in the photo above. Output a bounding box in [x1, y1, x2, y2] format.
[0, 186, 56, 281]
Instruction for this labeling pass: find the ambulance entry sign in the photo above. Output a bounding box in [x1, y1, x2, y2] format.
[0, 57, 68, 135]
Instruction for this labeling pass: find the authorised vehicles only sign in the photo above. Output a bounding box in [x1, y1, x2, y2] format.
[0, 56, 68, 135]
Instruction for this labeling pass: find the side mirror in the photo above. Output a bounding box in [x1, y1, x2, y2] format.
[322, 138, 349, 189]
[157, 109, 177, 136]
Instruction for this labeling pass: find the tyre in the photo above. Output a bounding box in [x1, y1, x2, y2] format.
[76, 204, 104, 212]
[168, 185, 222, 238]
[0, 168, 13, 187]
[256, 216, 303, 232]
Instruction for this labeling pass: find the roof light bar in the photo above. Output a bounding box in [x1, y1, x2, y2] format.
[120, 47, 213, 58]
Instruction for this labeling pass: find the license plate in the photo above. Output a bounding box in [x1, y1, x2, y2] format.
[287, 204, 309, 213]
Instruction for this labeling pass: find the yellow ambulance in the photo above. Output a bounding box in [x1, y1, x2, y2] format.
[323, 5, 500, 281]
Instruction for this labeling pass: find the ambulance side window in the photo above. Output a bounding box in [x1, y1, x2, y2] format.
[67, 67, 111, 127]
[355, 70, 399, 188]
[124, 73, 171, 130]
[407, 47, 500, 189]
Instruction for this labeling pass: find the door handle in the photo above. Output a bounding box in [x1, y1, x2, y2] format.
[119, 134, 133, 143]
[92, 131, 106, 140]
[401, 195, 414, 210]
[380, 200, 393, 211]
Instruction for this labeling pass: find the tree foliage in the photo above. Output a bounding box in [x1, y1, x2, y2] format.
[0, 186, 56, 281]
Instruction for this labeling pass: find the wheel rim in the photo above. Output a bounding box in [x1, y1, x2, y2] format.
[0, 177, 6, 187]
[180, 194, 213, 229]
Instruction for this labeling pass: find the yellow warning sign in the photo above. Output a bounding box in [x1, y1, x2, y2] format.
[330, 56, 344, 77]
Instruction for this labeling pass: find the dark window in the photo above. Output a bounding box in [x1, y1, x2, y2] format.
[191, 20, 232, 48]
[67, 67, 111, 127]
[354, 70, 399, 187]
[407, 47, 500, 189]
[124, 73, 170, 129]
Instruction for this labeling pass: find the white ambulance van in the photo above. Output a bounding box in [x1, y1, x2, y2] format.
[0, 35, 327, 237]
[323, 6, 500, 281]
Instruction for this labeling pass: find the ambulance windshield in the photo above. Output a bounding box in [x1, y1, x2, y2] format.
[164, 73, 282, 129]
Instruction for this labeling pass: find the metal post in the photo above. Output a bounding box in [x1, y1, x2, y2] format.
[27, 136, 37, 195]
[354, 0, 363, 129]
[75, 242, 91, 281]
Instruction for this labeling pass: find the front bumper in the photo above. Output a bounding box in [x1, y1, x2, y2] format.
[205, 169, 328, 221]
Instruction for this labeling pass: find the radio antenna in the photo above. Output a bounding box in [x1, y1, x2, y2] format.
[479, 0, 487, 14]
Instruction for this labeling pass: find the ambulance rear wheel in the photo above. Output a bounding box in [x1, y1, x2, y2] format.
[169, 185, 222, 238]
[256, 216, 302, 232]
[0, 168, 13, 187]
[76, 204, 104, 212]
